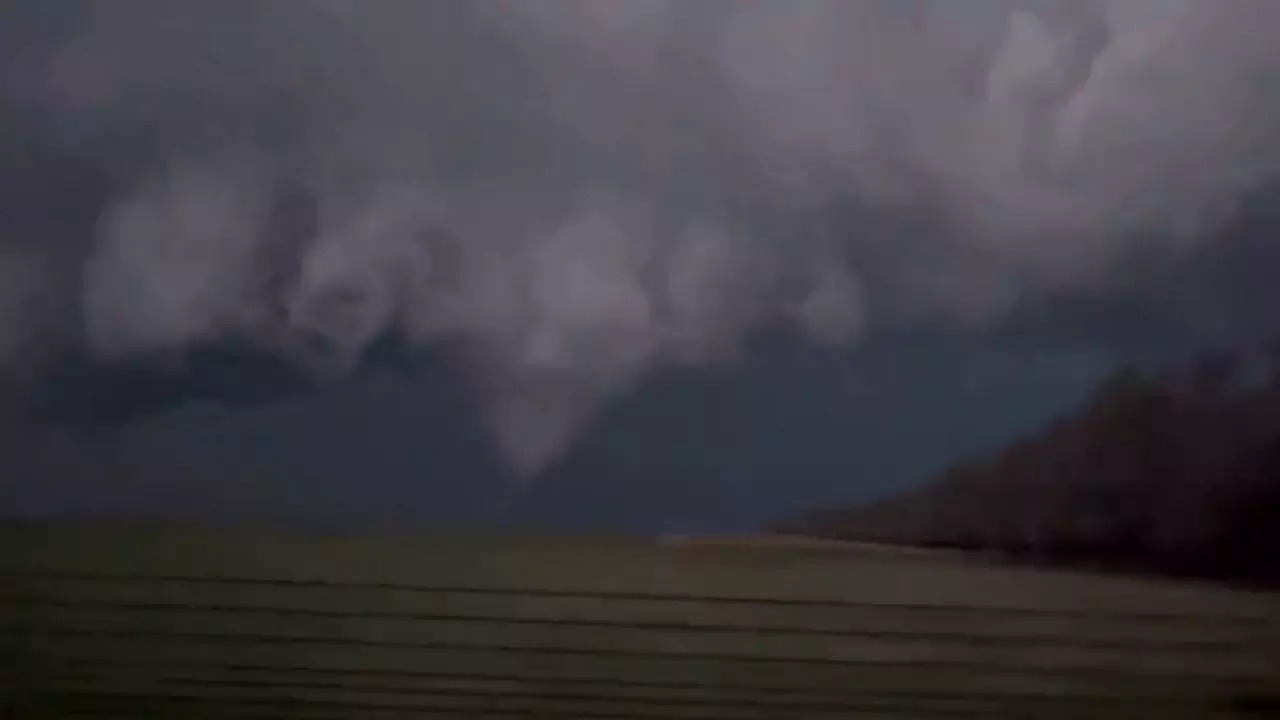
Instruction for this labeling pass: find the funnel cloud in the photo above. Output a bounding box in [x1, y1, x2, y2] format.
[1, 0, 1278, 477]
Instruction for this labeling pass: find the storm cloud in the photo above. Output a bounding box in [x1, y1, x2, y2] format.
[2, 0, 1279, 476]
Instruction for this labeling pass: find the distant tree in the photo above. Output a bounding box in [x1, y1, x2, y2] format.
[774, 347, 1280, 587]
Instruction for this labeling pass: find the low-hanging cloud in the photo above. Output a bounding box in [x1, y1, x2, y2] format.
[1, 0, 1278, 477]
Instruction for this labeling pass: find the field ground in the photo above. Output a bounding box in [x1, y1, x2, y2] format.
[3, 521, 1279, 718]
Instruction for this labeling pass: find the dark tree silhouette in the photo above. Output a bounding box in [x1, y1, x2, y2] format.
[775, 352, 1280, 588]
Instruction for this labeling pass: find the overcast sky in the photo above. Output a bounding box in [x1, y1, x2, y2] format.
[2, 1, 1279, 531]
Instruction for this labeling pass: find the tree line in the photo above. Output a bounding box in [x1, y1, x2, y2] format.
[775, 348, 1280, 587]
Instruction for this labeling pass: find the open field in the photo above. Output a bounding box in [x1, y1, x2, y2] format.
[659, 534, 986, 559]
[3, 521, 1279, 718]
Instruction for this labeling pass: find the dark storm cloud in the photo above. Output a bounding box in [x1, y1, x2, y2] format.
[1, 0, 1279, 478]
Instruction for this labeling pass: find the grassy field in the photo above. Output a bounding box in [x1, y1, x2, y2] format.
[3, 521, 1279, 718]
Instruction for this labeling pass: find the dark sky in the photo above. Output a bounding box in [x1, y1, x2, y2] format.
[2, 334, 1117, 532]
[2, 1, 1280, 532]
